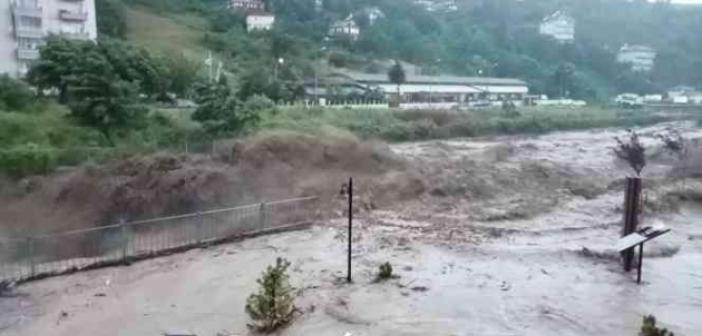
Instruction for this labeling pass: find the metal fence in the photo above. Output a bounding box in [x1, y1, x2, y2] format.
[0, 196, 318, 283]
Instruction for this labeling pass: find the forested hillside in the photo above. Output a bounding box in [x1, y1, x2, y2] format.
[101, 0, 702, 102]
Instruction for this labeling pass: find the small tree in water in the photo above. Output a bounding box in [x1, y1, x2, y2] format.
[657, 128, 688, 187]
[614, 130, 646, 176]
[640, 315, 674, 336]
[245, 258, 296, 332]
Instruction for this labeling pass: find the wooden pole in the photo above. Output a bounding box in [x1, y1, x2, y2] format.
[622, 177, 642, 271]
[347, 177, 352, 283]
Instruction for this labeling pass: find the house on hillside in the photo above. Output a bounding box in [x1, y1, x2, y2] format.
[328, 15, 360, 40]
[229, 0, 265, 12]
[617, 44, 656, 72]
[414, 0, 458, 12]
[246, 12, 275, 31]
[228, 0, 274, 32]
[539, 11, 575, 43]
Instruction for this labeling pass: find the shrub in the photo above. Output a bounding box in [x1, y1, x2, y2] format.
[0, 143, 56, 177]
[243, 95, 277, 116]
[245, 258, 296, 333]
[378, 262, 393, 280]
[0, 75, 34, 111]
[640, 315, 674, 336]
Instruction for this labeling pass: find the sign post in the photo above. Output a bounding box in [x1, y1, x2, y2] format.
[616, 224, 670, 284]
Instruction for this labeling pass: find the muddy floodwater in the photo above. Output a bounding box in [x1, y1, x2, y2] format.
[2, 122, 702, 336]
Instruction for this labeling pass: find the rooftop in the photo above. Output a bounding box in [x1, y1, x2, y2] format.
[620, 44, 656, 52]
[336, 71, 527, 86]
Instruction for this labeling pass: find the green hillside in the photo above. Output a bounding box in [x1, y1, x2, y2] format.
[105, 0, 702, 103]
[124, 6, 206, 60]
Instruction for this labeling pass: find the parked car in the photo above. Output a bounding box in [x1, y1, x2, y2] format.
[615, 93, 643, 108]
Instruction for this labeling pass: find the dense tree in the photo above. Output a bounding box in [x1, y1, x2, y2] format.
[192, 77, 260, 135]
[162, 53, 201, 97]
[27, 37, 87, 103]
[25, 37, 185, 142]
[97, 39, 170, 100]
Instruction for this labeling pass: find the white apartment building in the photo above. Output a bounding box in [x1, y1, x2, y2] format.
[0, 0, 97, 77]
[328, 15, 359, 40]
[246, 12, 274, 31]
[539, 11, 575, 43]
[617, 44, 656, 72]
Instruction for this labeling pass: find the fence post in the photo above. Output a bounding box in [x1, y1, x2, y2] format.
[196, 211, 203, 245]
[26, 237, 35, 278]
[120, 219, 128, 263]
[259, 202, 267, 230]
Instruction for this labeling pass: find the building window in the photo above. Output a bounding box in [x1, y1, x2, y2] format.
[19, 16, 41, 28]
[17, 38, 41, 49]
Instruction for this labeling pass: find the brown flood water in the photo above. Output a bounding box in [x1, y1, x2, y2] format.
[1, 122, 701, 336]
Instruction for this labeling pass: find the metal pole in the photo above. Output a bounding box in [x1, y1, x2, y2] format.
[637, 243, 644, 284]
[347, 177, 352, 283]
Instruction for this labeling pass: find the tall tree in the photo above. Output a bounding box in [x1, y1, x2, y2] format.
[192, 77, 260, 135]
[26, 37, 87, 103]
[387, 60, 406, 104]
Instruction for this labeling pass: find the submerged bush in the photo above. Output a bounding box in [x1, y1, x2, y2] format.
[378, 262, 393, 280]
[614, 130, 647, 176]
[640, 315, 674, 336]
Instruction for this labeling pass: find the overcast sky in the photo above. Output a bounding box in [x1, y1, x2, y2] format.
[668, 0, 702, 4]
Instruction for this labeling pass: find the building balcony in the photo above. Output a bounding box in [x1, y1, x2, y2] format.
[15, 27, 44, 39]
[16, 48, 40, 61]
[61, 31, 90, 40]
[59, 10, 87, 21]
[12, 4, 43, 19]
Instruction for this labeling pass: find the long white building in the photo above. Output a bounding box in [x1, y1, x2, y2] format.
[306, 71, 528, 105]
[0, 0, 97, 77]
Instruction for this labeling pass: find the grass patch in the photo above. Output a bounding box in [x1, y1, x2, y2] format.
[260, 106, 673, 142]
[0, 104, 203, 176]
[124, 6, 206, 59]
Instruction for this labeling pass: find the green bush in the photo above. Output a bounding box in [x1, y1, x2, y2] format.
[640, 315, 674, 336]
[0, 75, 34, 111]
[378, 262, 393, 280]
[0, 144, 56, 177]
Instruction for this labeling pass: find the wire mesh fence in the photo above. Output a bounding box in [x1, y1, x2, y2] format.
[0, 196, 318, 283]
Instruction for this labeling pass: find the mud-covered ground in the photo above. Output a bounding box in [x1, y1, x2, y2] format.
[2, 122, 702, 336]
